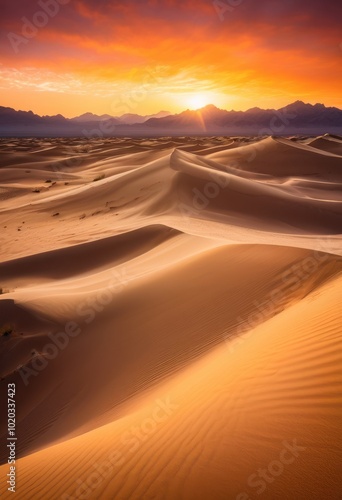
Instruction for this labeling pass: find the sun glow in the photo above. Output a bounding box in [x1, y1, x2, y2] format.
[187, 94, 214, 110]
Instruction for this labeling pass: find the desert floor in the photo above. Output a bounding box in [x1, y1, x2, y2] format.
[0, 135, 341, 499]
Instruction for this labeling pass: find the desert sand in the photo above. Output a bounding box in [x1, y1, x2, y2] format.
[0, 135, 341, 499]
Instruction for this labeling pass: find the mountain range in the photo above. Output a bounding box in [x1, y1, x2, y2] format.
[70, 110, 171, 124]
[0, 101, 341, 137]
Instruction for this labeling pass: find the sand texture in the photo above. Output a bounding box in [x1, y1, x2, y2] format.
[0, 135, 341, 499]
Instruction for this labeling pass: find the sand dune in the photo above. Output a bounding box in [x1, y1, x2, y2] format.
[308, 134, 342, 155]
[0, 136, 341, 499]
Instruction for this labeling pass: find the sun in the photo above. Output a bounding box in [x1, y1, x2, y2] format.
[187, 94, 213, 110]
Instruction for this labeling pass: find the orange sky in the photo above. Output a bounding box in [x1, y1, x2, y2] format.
[1, 0, 341, 117]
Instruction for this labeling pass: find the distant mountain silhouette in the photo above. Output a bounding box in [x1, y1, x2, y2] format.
[70, 110, 171, 124]
[117, 111, 171, 124]
[143, 101, 342, 133]
[0, 102, 341, 137]
[71, 112, 115, 122]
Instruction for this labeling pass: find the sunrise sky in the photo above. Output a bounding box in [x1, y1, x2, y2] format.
[0, 0, 341, 118]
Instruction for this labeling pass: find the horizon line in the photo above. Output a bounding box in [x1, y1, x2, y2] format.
[1, 100, 342, 120]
